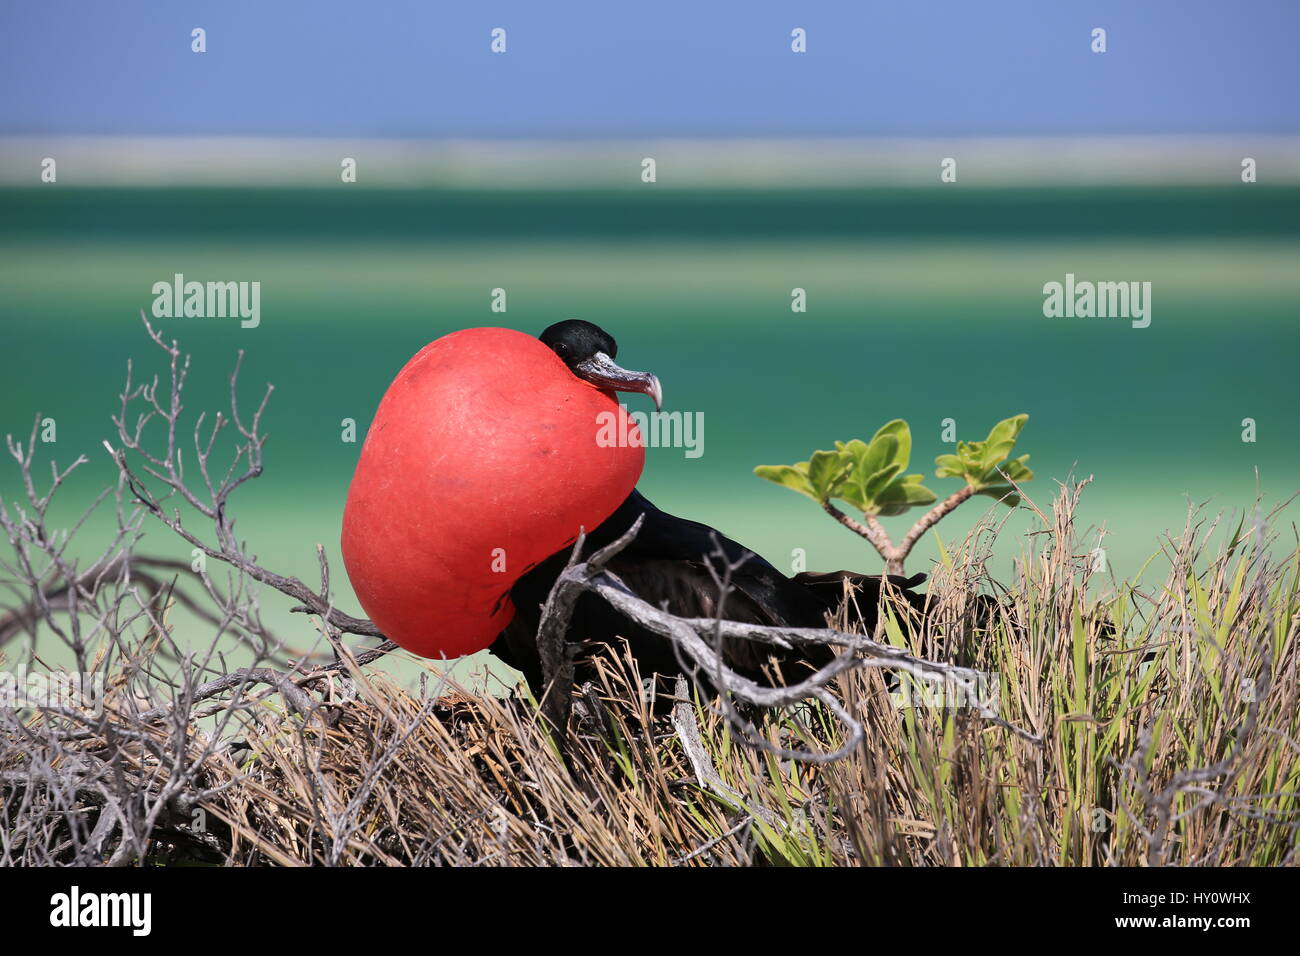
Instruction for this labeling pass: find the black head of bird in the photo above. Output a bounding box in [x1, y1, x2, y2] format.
[540, 319, 663, 411]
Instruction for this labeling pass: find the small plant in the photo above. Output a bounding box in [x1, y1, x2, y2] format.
[755, 415, 1033, 574]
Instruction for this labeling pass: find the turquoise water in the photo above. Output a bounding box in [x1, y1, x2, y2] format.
[1, 186, 1297, 678]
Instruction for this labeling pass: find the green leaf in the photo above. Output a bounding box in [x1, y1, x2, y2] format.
[863, 462, 905, 501]
[858, 434, 898, 480]
[757, 418, 944, 519]
[807, 449, 850, 500]
[831, 423, 914, 515]
[834, 481, 869, 512]
[934, 453, 965, 478]
[753, 464, 818, 502]
[834, 438, 868, 463]
[876, 476, 938, 516]
[979, 414, 1028, 472]
[831, 438, 879, 511]
[826, 442, 868, 512]
[870, 419, 912, 469]
[934, 414, 1033, 491]
[1000, 454, 1034, 483]
[974, 453, 1034, 507]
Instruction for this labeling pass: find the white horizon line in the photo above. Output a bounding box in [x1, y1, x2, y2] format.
[3, 134, 1298, 186]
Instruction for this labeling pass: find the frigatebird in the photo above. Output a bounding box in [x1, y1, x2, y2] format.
[487, 320, 926, 697]
[341, 318, 924, 692]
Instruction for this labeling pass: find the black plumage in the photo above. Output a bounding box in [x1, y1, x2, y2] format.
[489, 492, 927, 696]
[487, 320, 927, 697]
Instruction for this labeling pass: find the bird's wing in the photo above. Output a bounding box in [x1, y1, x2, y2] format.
[605, 491, 832, 628]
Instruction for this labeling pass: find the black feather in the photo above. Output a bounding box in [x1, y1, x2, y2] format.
[489, 490, 927, 696]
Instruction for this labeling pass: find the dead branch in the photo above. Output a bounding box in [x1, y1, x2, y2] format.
[532, 515, 1042, 761]
[103, 312, 385, 645]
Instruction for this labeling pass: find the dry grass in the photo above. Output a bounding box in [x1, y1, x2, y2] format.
[5, 477, 1295, 867]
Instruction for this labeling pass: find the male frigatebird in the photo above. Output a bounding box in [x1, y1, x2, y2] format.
[341, 319, 923, 697]
[489, 321, 925, 696]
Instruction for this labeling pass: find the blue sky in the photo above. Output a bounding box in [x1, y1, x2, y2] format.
[2, 0, 1298, 137]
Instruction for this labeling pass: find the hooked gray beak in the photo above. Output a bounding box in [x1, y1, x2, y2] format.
[574, 351, 662, 411]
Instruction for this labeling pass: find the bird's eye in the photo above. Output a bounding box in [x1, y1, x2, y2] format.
[554, 343, 569, 357]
